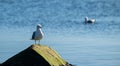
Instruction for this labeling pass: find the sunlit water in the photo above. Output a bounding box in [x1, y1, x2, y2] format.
[0, 0, 120, 66]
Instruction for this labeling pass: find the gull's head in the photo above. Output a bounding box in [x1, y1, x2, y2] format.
[85, 16, 88, 21]
[85, 16, 88, 19]
[37, 24, 42, 28]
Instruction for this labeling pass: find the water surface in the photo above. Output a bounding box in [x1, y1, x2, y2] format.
[0, 0, 120, 66]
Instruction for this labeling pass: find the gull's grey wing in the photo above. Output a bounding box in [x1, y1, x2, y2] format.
[31, 31, 36, 40]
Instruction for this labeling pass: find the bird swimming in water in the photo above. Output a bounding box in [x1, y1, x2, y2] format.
[85, 16, 96, 24]
[31, 24, 44, 44]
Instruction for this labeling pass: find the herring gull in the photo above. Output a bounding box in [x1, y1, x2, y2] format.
[85, 16, 96, 24]
[31, 24, 44, 44]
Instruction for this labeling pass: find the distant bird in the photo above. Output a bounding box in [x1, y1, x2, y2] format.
[85, 16, 96, 24]
[31, 24, 44, 44]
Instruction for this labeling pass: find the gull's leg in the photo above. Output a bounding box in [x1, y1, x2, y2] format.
[35, 40, 36, 44]
[38, 40, 40, 44]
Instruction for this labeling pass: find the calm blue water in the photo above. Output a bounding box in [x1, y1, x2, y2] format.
[0, 0, 120, 66]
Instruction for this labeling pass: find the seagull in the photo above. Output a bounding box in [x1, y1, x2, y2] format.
[31, 24, 44, 44]
[85, 16, 96, 24]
